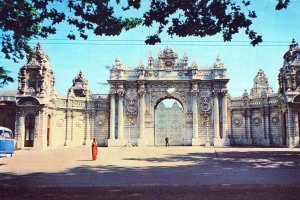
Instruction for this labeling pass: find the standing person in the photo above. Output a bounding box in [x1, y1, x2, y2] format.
[165, 136, 169, 147]
[92, 138, 98, 161]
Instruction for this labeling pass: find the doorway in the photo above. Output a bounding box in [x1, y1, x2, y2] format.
[47, 115, 51, 147]
[283, 112, 287, 146]
[25, 114, 35, 147]
[154, 98, 184, 146]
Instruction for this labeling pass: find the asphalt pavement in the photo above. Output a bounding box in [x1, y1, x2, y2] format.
[1, 146, 300, 199]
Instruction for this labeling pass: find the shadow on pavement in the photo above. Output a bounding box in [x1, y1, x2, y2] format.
[1, 150, 300, 199]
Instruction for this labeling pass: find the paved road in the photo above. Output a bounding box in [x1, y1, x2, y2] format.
[1, 147, 300, 199]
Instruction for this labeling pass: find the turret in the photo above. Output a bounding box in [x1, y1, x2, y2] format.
[17, 43, 55, 97]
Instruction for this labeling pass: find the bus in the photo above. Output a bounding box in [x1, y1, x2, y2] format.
[0, 126, 14, 157]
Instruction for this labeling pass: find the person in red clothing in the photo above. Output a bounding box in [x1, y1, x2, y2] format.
[92, 138, 98, 161]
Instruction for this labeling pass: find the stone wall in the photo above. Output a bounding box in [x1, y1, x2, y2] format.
[230, 95, 281, 146]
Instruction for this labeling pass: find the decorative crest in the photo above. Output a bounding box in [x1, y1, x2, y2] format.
[213, 55, 224, 68]
[250, 69, 273, 97]
[68, 70, 90, 98]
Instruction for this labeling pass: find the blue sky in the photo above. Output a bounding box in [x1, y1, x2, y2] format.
[1, 0, 300, 97]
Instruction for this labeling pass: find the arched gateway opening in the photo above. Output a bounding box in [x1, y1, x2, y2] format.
[154, 98, 184, 146]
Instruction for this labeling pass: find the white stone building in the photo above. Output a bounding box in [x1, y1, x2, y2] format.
[1, 40, 300, 149]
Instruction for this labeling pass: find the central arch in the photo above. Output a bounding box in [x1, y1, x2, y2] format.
[154, 98, 185, 146]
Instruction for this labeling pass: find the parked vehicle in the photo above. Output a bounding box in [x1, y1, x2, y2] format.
[0, 126, 14, 157]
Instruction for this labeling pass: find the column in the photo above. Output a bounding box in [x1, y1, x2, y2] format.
[34, 111, 40, 148]
[265, 108, 271, 145]
[192, 95, 198, 139]
[109, 93, 116, 140]
[213, 91, 222, 146]
[84, 111, 90, 145]
[65, 110, 72, 146]
[118, 93, 124, 140]
[262, 109, 267, 139]
[213, 93, 220, 139]
[245, 109, 252, 145]
[191, 82, 200, 146]
[221, 93, 230, 146]
[222, 94, 227, 138]
[287, 106, 295, 147]
[90, 111, 96, 141]
[138, 83, 146, 146]
[16, 111, 25, 149]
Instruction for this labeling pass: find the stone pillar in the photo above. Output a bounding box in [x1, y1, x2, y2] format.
[192, 95, 200, 145]
[213, 92, 221, 146]
[138, 83, 146, 146]
[265, 108, 271, 145]
[118, 91, 125, 146]
[65, 110, 72, 146]
[245, 110, 253, 145]
[287, 106, 298, 147]
[84, 111, 90, 146]
[34, 111, 41, 149]
[108, 93, 117, 146]
[191, 82, 200, 146]
[221, 93, 230, 146]
[261, 108, 270, 146]
[16, 111, 25, 149]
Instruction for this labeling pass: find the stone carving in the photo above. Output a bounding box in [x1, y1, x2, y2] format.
[148, 52, 154, 68]
[191, 60, 198, 69]
[126, 89, 138, 118]
[68, 71, 90, 98]
[253, 117, 262, 126]
[138, 83, 146, 97]
[242, 90, 250, 107]
[191, 83, 199, 97]
[186, 108, 193, 122]
[271, 116, 279, 124]
[145, 107, 152, 123]
[200, 89, 211, 97]
[200, 96, 212, 119]
[213, 55, 224, 68]
[26, 43, 49, 67]
[233, 118, 242, 127]
[117, 85, 125, 96]
[97, 120, 105, 127]
[57, 118, 65, 127]
[17, 43, 56, 97]
[250, 69, 273, 97]
[76, 119, 84, 127]
[113, 56, 124, 69]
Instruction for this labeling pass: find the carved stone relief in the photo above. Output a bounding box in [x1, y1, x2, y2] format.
[125, 89, 138, 118]
[233, 117, 242, 127]
[271, 116, 279, 125]
[76, 118, 84, 128]
[253, 117, 262, 126]
[145, 107, 152, 124]
[56, 118, 65, 127]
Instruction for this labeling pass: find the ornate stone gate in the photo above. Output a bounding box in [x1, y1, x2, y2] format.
[107, 46, 230, 147]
